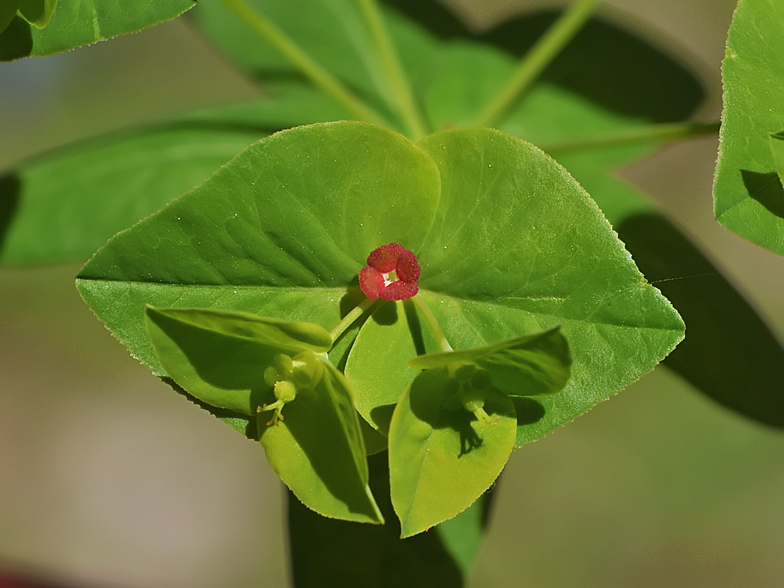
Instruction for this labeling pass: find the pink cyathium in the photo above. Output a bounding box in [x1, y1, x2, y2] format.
[359, 243, 421, 301]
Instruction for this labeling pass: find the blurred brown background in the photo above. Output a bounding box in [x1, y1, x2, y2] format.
[1, 1, 783, 587]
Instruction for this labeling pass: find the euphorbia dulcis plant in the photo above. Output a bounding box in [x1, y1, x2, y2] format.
[76, 121, 684, 535]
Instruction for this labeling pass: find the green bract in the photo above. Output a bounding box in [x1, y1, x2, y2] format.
[146, 305, 383, 524]
[388, 327, 570, 536]
[77, 120, 684, 528]
[714, 0, 784, 256]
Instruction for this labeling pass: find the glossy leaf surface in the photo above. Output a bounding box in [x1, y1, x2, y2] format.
[0, 0, 193, 60]
[389, 367, 516, 537]
[714, 0, 784, 256]
[146, 306, 331, 415]
[407, 326, 571, 398]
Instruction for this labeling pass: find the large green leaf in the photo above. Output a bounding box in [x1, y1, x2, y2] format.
[0, 84, 351, 266]
[0, 0, 194, 60]
[714, 0, 784, 256]
[389, 367, 516, 537]
[78, 122, 682, 450]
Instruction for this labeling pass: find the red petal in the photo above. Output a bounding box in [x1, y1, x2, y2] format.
[359, 266, 385, 300]
[367, 242, 404, 273]
[395, 250, 421, 282]
[379, 281, 419, 301]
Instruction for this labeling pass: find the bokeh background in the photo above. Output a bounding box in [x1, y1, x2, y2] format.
[2, 0, 783, 586]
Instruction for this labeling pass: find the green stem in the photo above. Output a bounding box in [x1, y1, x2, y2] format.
[217, 0, 388, 126]
[542, 121, 721, 154]
[329, 297, 376, 342]
[355, 0, 429, 140]
[413, 296, 453, 353]
[472, 0, 602, 128]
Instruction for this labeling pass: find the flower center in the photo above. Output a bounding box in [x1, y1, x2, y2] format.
[359, 243, 421, 301]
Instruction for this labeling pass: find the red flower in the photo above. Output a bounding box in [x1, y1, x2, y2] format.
[359, 243, 421, 301]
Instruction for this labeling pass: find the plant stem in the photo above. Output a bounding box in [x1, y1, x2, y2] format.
[355, 0, 429, 140]
[329, 297, 377, 342]
[217, 0, 388, 127]
[542, 121, 721, 154]
[472, 0, 602, 128]
[413, 296, 453, 353]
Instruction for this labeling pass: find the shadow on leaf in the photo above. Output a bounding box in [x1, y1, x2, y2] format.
[740, 169, 784, 219]
[0, 16, 32, 61]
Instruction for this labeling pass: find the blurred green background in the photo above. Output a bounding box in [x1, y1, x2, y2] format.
[1, 0, 783, 587]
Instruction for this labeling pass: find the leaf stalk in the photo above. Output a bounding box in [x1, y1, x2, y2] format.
[542, 121, 721, 154]
[355, 0, 430, 140]
[217, 0, 389, 126]
[472, 0, 603, 128]
[329, 297, 377, 342]
[413, 295, 453, 353]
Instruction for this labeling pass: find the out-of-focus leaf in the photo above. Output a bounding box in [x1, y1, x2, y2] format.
[1, 1, 20, 34]
[0, 84, 351, 266]
[616, 214, 784, 428]
[714, 0, 784, 256]
[0, 0, 194, 60]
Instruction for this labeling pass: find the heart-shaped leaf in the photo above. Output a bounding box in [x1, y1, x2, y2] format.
[145, 304, 382, 523]
[388, 367, 516, 537]
[714, 0, 784, 256]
